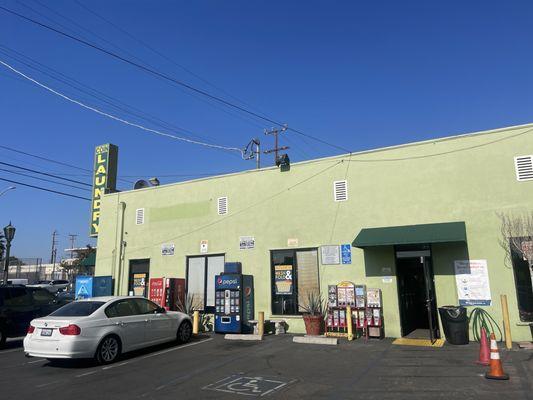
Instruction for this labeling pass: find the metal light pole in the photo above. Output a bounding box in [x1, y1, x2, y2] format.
[3, 222, 16, 284]
[0, 186, 15, 198]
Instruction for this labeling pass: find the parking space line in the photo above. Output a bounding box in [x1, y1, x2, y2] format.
[27, 359, 46, 364]
[76, 371, 98, 378]
[0, 348, 22, 354]
[138, 338, 213, 361]
[36, 380, 62, 388]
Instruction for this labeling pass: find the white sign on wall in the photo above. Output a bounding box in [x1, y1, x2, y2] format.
[161, 243, 175, 256]
[200, 240, 208, 254]
[454, 259, 492, 306]
[239, 236, 255, 250]
[320, 245, 340, 265]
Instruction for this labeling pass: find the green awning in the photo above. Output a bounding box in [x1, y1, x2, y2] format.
[352, 222, 466, 248]
[81, 252, 96, 267]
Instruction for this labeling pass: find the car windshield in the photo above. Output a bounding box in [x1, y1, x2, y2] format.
[50, 301, 105, 317]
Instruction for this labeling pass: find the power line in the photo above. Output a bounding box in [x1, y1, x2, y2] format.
[0, 5, 351, 153]
[0, 58, 245, 155]
[0, 167, 91, 192]
[0, 177, 91, 201]
[0, 160, 91, 187]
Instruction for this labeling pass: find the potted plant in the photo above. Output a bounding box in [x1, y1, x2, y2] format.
[300, 290, 325, 336]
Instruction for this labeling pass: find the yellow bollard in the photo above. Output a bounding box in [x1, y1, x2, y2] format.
[346, 305, 354, 341]
[500, 295, 512, 350]
[258, 311, 264, 336]
[193, 310, 199, 335]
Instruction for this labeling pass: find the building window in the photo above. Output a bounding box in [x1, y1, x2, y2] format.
[511, 245, 533, 322]
[186, 254, 225, 312]
[270, 248, 319, 315]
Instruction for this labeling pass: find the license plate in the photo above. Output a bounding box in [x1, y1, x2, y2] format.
[40, 328, 53, 336]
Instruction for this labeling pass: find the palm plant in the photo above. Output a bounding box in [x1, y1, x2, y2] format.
[300, 290, 326, 316]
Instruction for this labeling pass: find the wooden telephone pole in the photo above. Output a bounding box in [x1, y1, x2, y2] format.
[263, 125, 289, 166]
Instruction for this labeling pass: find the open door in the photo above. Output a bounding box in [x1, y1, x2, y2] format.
[422, 255, 440, 343]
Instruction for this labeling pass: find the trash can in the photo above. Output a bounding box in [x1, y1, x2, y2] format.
[438, 306, 469, 345]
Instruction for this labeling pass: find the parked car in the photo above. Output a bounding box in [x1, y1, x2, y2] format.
[55, 290, 75, 306]
[24, 296, 193, 364]
[0, 285, 61, 347]
[27, 280, 70, 294]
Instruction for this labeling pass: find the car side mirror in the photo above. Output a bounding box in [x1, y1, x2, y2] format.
[156, 307, 166, 314]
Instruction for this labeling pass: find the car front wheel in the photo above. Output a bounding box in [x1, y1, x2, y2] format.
[176, 321, 192, 344]
[95, 335, 121, 365]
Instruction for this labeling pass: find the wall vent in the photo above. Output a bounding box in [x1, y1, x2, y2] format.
[334, 180, 348, 202]
[217, 197, 228, 215]
[135, 208, 145, 225]
[515, 155, 533, 181]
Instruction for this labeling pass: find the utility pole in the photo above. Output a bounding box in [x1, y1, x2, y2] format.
[68, 234, 77, 259]
[263, 125, 289, 166]
[243, 138, 261, 169]
[50, 230, 58, 280]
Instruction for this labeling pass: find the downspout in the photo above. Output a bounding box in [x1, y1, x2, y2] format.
[115, 200, 126, 295]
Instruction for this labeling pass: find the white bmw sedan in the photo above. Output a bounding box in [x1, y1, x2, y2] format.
[23, 296, 193, 364]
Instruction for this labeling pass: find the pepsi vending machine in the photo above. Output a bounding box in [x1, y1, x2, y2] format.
[214, 263, 254, 334]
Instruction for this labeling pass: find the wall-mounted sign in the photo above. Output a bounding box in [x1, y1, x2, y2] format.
[90, 143, 118, 237]
[287, 238, 299, 247]
[133, 273, 147, 296]
[161, 243, 175, 256]
[274, 265, 293, 295]
[239, 236, 255, 250]
[341, 244, 352, 264]
[454, 260, 492, 306]
[321, 245, 340, 265]
[200, 240, 208, 254]
[382, 277, 393, 283]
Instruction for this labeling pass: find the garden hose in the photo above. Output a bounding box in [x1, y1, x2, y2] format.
[469, 307, 503, 342]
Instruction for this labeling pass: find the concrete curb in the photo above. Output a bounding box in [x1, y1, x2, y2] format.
[224, 334, 264, 341]
[293, 336, 338, 345]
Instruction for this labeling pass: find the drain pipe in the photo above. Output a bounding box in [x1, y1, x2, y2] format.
[115, 201, 126, 295]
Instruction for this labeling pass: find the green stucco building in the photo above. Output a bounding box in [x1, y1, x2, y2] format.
[95, 124, 533, 342]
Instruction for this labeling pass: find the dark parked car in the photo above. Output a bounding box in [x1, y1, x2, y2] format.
[0, 285, 62, 347]
[55, 290, 75, 306]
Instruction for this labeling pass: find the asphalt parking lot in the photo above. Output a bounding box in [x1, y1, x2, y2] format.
[0, 334, 531, 400]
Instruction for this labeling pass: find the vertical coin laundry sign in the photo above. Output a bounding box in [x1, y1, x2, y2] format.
[90, 144, 118, 237]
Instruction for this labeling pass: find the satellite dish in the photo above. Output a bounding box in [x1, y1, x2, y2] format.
[133, 180, 150, 190]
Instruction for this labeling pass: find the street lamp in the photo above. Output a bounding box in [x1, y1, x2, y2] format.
[0, 186, 15, 198]
[3, 222, 16, 284]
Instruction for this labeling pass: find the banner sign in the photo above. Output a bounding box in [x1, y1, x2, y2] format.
[341, 244, 352, 264]
[90, 143, 118, 237]
[239, 236, 255, 250]
[133, 273, 147, 296]
[274, 265, 293, 295]
[454, 260, 492, 306]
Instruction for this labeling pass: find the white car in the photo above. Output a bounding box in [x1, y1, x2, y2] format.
[27, 280, 70, 293]
[23, 296, 193, 364]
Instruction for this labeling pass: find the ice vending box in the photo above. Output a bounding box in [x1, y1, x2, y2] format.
[214, 273, 254, 334]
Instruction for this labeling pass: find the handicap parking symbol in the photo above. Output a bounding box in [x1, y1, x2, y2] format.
[203, 375, 293, 397]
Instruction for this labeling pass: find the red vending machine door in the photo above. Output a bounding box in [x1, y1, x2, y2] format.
[166, 278, 186, 311]
[149, 278, 165, 307]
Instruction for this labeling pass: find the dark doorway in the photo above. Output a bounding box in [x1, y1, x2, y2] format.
[396, 246, 440, 341]
[128, 259, 150, 297]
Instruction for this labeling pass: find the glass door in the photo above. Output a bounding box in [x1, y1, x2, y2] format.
[422, 255, 440, 342]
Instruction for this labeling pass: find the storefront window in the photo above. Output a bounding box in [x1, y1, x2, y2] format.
[271, 248, 319, 315]
[511, 246, 533, 322]
[186, 254, 224, 312]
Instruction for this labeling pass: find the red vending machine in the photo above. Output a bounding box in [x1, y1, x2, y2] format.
[149, 278, 186, 311]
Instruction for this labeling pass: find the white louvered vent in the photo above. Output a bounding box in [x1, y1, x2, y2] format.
[217, 197, 228, 215]
[515, 155, 533, 181]
[135, 208, 145, 225]
[334, 180, 348, 202]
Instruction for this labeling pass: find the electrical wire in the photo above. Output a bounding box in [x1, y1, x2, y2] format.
[0, 58, 245, 156]
[0, 167, 91, 192]
[0, 177, 90, 201]
[0, 160, 91, 187]
[0, 5, 351, 154]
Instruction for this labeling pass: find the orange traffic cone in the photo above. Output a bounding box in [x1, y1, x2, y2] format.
[485, 333, 509, 380]
[476, 327, 490, 365]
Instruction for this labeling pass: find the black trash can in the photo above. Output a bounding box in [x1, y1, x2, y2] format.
[438, 306, 469, 345]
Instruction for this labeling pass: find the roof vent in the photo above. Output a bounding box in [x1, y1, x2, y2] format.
[217, 197, 228, 215]
[515, 155, 533, 181]
[135, 208, 145, 225]
[334, 180, 348, 202]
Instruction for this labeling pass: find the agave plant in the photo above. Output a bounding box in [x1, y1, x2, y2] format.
[300, 290, 325, 316]
[175, 293, 213, 332]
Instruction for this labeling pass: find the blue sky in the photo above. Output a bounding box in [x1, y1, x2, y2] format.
[1, 1, 533, 260]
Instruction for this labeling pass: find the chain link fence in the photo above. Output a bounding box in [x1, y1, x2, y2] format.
[5, 257, 68, 283]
